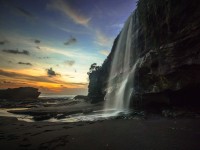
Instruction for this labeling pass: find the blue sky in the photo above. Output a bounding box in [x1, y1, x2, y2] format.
[0, 0, 137, 95]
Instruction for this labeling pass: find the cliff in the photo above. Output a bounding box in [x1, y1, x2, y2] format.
[88, 0, 200, 107]
[0, 87, 41, 100]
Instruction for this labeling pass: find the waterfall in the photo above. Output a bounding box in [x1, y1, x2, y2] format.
[104, 12, 139, 113]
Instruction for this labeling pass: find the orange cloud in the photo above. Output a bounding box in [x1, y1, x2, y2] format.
[48, 0, 91, 26]
[94, 30, 113, 47]
[0, 69, 88, 95]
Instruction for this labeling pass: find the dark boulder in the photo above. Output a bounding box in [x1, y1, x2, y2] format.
[74, 95, 89, 101]
[0, 87, 40, 100]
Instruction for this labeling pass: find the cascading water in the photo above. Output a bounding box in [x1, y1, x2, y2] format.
[104, 12, 139, 114]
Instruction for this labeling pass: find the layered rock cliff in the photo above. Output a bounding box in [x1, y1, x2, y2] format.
[88, 0, 200, 107]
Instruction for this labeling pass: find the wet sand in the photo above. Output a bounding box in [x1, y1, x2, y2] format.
[0, 116, 200, 150]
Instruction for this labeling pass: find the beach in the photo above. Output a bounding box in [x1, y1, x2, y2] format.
[0, 97, 200, 150]
[0, 116, 200, 150]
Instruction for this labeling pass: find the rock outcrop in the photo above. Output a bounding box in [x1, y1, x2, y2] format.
[0, 87, 40, 100]
[88, 0, 200, 107]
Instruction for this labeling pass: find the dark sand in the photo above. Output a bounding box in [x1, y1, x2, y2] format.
[0, 116, 200, 150]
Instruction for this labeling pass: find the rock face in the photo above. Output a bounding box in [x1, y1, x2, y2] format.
[88, 0, 200, 107]
[0, 87, 40, 100]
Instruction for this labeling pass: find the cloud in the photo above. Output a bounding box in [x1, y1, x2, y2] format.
[111, 23, 124, 29]
[57, 26, 91, 35]
[0, 40, 8, 45]
[34, 39, 40, 44]
[46, 68, 60, 77]
[99, 50, 110, 56]
[47, 0, 91, 26]
[45, 19, 91, 35]
[18, 62, 32, 66]
[0, 32, 36, 49]
[16, 7, 34, 19]
[64, 60, 75, 66]
[0, 69, 54, 83]
[94, 30, 113, 47]
[39, 45, 102, 63]
[38, 56, 50, 59]
[0, 41, 5, 45]
[0, 69, 86, 87]
[2, 49, 30, 55]
[1, 81, 12, 84]
[1, 0, 35, 20]
[64, 36, 77, 45]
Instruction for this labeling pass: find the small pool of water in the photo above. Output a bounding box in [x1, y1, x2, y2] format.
[0, 108, 34, 122]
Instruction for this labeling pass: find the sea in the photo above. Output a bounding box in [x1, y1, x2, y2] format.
[39, 94, 76, 99]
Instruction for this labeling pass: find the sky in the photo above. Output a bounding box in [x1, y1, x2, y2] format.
[0, 0, 137, 95]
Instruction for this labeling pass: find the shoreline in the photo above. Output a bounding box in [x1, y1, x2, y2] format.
[1, 98, 200, 123]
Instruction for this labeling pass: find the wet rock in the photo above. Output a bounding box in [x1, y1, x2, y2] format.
[74, 95, 89, 101]
[82, 108, 93, 114]
[56, 114, 66, 119]
[33, 114, 53, 121]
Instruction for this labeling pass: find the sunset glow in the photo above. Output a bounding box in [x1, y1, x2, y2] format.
[0, 0, 136, 95]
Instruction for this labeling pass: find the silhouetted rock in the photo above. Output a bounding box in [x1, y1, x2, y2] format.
[82, 108, 93, 114]
[33, 114, 53, 121]
[88, 0, 200, 107]
[74, 95, 89, 101]
[0, 87, 40, 100]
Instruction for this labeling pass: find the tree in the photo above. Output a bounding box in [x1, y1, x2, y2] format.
[87, 63, 101, 75]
